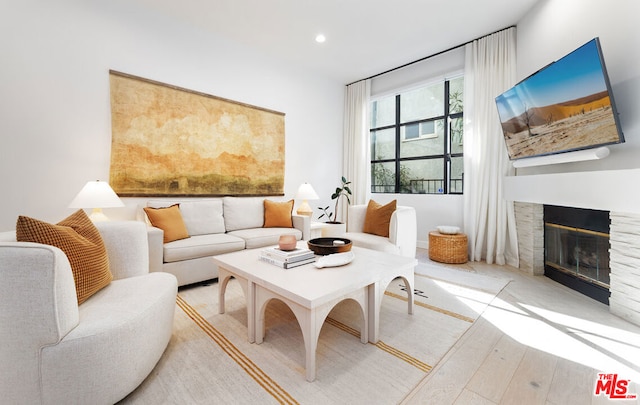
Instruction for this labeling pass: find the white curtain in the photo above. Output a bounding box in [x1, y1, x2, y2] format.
[463, 27, 519, 266]
[342, 79, 371, 220]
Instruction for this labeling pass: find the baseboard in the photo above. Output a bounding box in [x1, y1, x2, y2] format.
[417, 240, 428, 249]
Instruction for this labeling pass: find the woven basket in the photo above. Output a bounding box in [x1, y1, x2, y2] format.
[428, 231, 468, 264]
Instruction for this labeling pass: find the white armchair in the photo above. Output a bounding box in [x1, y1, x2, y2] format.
[0, 221, 177, 405]
[345, 204, 417, 258]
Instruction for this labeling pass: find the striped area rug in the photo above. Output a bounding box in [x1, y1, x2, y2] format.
[119, 268, 507, 404]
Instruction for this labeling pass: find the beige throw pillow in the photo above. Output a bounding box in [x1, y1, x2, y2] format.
[16, 209, 113, 305]
[263, 199, 294, 228]
[363, 199, 397, 237]
[143, 204, 190, 243]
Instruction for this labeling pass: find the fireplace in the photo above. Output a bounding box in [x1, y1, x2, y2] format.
[508, 170, 640, 327]
[544, 205, 610, 305]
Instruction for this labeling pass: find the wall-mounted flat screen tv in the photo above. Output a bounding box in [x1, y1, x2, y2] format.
[495, 38, 624, 161]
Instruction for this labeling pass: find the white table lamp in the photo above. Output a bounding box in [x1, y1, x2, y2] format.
[69, 180, 125, 221]
[295, 183, 319, 217]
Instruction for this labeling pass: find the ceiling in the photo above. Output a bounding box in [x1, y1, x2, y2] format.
[128, 0, 541, 84]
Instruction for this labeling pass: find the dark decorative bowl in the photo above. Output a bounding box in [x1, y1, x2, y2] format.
[307, 237, 352, 256]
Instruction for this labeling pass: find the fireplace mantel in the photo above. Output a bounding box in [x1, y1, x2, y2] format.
[504, 168, 640, 214]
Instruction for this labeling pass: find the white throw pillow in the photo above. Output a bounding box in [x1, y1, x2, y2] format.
[223, 197, 264, 231]
[180, 200, 226, 235]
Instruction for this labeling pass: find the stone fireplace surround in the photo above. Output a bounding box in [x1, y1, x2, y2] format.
[505, 168, 640, 327]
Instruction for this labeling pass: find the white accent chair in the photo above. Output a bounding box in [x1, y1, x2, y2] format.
[345, 204, 417, 258]
[0, 221, 177, 405]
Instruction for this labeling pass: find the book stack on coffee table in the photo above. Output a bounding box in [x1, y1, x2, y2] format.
[260, 246, 316, 269]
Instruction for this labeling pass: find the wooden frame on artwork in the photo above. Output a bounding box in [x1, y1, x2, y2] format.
[108, 70, 285, 197]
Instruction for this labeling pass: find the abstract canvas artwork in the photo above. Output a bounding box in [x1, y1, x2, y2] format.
[108, 70, 285, 196]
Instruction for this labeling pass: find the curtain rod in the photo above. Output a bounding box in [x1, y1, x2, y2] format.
[346, 25, 515, 86]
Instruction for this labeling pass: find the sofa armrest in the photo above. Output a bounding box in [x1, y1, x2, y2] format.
[0, 242, 79, 403]
[95, 221, 150, 280]
[292, 214, 311, 240]
[146, 226, 164, 273]
[389, 207, 417, 258]
[347, 205, 368, 233]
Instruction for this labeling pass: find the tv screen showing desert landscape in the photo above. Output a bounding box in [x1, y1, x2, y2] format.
[495, 38, 624, 160]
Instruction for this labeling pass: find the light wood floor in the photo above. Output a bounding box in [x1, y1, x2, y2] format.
[403, 249, 640, 405]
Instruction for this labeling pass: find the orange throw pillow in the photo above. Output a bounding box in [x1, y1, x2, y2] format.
[363, 199, 397, 237]
[143, 204, 190, 243]
[263, 199, 294, 228]
[16, 209, 112, 305]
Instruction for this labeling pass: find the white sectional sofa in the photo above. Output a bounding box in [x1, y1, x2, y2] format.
[144, 197, 310, 286]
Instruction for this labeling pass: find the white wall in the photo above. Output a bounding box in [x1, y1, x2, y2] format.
[515, 0, 639, 177]
[0, 0, 344, 230]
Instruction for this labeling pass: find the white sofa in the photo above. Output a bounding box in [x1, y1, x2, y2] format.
[145, 197, 310, 286]
[345, 204, 417, 258]
[0, 221, 177, 405]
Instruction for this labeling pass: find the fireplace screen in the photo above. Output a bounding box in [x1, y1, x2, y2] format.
[544, 223, 610, 287]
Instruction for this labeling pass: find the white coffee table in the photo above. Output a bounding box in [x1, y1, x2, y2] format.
[215, 244, 416, 381]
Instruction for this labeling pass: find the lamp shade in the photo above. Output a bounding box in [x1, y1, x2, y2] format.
[69, 180, 124, 208]
[69, 180, 124, 221]
[295, 183, 319, 200]
[295, 183, 319, 217]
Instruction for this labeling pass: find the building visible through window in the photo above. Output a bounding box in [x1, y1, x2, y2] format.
[370, 76, 463, 194]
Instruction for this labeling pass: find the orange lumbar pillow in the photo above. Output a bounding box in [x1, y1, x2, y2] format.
[263, 199, 294, 228]
[16, 209, 113, 305]
[363, 199, 397, 237]
[143, 204, 190, 243]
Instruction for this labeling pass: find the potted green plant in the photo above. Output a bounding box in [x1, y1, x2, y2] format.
[317, 177, 352, 237]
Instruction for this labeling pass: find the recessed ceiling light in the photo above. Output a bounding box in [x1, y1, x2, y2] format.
[315, 34, 326, 43]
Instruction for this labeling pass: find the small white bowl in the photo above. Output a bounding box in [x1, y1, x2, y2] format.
[437, 225, 460, 235]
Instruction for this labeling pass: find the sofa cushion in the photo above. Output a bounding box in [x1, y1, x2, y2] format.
[223, 197, 264, 231]
[143, 204, 190, 243]
[15, 209, 112, 305]
[228, 227, 301, 250]
[363, 199, 397, 238]
[43, 272, 177, 405]
[344, 231, 400, 255]
[147, 200, 225, 236]
[263, 199, 293, 228]
[163, 233, 246, 263]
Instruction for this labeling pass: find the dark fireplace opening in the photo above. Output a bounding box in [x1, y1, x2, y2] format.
[544, 205, 610, 305]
